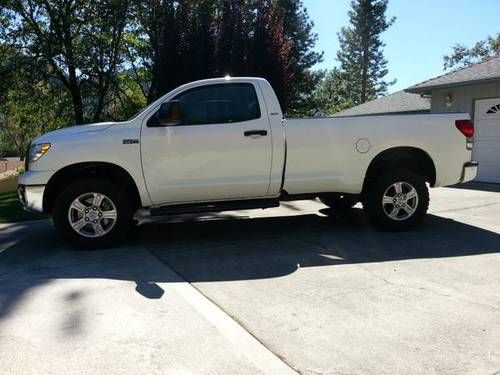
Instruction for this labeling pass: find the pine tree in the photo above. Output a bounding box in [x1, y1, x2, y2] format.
[312, 68, 353, 116]
[337, 0, 395, 105]
[277, 0, 323, 113]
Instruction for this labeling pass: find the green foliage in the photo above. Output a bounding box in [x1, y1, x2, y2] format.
[0, 0, 323, 155]
[337, 0, 395, 105]
[276, 0, 324, 114]
[2, 0, 134, 124]
[0, 45, 73, 157]
[444, 34, 500, 71]
[0, 80, 72, 158]
[107, 72, 148, 121]
[0, 1, 147, 156]
[310, 68, 353, 116]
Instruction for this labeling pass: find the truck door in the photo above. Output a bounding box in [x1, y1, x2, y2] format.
[140, 82, 273, 205]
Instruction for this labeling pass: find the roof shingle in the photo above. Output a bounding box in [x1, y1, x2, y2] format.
[406, 56, 500, 93]
[333, 90, 430, 117]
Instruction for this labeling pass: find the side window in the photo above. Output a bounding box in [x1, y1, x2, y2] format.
[173, 83, 261, 125]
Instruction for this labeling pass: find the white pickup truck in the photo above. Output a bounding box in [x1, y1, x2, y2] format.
[18, 77, 478, 248]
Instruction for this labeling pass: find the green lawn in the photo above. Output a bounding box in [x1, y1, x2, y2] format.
[0, 176, 47, 223]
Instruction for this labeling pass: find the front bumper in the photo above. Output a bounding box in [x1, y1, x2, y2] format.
[460, 161, 478, 183]
[18, 185, 45, 213]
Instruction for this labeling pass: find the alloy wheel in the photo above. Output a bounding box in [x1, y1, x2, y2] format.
[381, 181, 419, 221]
[68, 192, 118, 238]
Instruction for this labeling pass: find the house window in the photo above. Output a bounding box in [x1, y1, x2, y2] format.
[486, 104, 500, 114]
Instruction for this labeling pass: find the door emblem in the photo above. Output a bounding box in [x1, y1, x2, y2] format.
[122, 139, 139, 145]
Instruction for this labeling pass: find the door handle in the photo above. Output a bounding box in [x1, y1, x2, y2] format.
[244, 130, 268, 137]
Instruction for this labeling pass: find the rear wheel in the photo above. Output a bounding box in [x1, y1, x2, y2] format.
[363, 170, 429, 231]
[53, 179, 134, 249]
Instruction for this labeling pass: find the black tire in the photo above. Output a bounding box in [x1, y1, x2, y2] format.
[53, 178, 134, 249]
[320, 195, 358, 210]
[363, 169, 429, 231]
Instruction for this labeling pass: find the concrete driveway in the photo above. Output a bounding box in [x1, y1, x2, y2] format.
[1, 184, 500, 374]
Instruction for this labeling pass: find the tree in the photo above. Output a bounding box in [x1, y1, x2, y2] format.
[277, 0, 323, 114]
[2, 0, 132, 124]
[215, 0, 249, 78]
[311, 68, 352, 116]
[337, 0, 395, 105]
[250, 1, 293, 106]
[444, 34, 500, 70]
[140, 0, 321, 114]
[0, 58, 72, 158]
[1, 0, 324, 154]
[127, 0, 173, 102]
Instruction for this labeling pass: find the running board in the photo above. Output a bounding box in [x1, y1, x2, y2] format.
[150, 198, 280, 216]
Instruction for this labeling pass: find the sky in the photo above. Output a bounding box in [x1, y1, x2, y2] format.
[302, 0, 500, 92]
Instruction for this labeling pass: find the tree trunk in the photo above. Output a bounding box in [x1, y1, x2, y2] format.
[70, 86, 85, 125]
[361, 42, 369, 103]
[67, 65, 84, 124]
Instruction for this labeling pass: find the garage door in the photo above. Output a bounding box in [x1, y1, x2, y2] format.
[473, 98, 500, 183]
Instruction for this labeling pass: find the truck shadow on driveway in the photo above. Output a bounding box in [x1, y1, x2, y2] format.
[142, 208, 500, 283]
[1, 209, 499, 322]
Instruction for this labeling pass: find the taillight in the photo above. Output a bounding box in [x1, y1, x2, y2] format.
[455, 120, 474, 138]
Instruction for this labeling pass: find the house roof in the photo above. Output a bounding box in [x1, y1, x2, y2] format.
[333, 90, 430, 117]
[406, 56, 500, 94]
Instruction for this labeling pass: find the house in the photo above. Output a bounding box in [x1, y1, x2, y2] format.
[335, 56, 500, 183]
[0, 157, 22, 174]
[333, 90, 430, 117]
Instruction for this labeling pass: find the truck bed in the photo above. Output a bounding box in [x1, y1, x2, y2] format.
[283, 113, 473, 195]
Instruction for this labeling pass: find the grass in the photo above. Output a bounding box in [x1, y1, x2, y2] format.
[0, 176, 48, 224]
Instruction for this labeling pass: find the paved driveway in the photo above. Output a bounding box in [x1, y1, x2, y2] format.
[1, 184, 500, 374]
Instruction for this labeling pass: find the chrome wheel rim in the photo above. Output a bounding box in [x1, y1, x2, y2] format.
[68, 192, 118, 238]
[382, 182, 419, 221]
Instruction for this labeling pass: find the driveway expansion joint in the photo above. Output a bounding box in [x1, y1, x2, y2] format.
[143, 244, 299, 374]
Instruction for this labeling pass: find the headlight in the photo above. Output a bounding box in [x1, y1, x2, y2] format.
[29, 143, 51, 162]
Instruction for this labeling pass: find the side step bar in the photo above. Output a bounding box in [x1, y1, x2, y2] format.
[151, 198, 280, 216]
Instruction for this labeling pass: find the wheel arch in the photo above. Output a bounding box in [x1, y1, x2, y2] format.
[43, 162, 142, 214]
[363, 147, 437, 192]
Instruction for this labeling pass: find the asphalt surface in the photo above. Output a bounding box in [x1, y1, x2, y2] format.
[1, 183, 500, 374]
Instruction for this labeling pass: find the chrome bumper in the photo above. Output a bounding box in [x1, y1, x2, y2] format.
[18, 185, 45, 213]
[460, 161, 478, 183]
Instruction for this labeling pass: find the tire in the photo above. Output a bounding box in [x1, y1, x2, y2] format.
[320, 195, 358, 210]
[53, 178, 134, 249]
[363, 169, 429, 231]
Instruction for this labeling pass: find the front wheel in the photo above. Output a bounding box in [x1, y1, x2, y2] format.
[363, 170, 429, 231]
[53, 179, 134, 249]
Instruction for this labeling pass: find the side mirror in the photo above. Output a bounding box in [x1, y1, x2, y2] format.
[148, 100, 182, 127]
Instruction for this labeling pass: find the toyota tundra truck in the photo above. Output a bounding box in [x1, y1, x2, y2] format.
[18, 77, 478, 248]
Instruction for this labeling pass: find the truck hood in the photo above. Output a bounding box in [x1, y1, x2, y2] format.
[33, 122, 117, 144]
